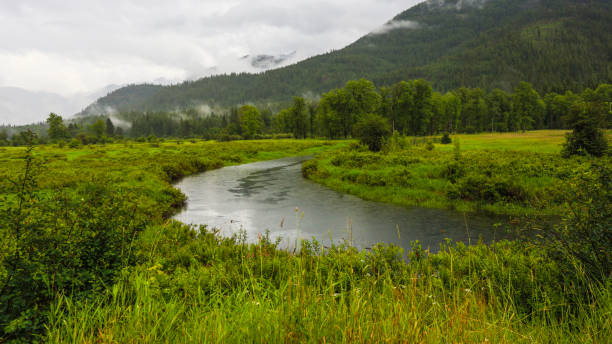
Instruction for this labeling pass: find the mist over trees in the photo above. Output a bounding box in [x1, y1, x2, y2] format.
[81, 0, 612, 115]
[2, 78, 610, 149]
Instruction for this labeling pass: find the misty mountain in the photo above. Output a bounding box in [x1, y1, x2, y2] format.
[81, 0, 612, 114]
[0, 85, 120, 125]
[243, 52, 298, 69]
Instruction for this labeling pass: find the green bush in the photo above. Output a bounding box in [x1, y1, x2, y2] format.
[352, 114, 391, 152]
[0, 158, 145, 341]
[440, 133, 452, 144]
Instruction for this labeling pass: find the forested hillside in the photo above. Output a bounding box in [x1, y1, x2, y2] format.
[80, 0, 612, 115]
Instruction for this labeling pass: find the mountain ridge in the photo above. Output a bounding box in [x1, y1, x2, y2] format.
[80, 0, 612, 116]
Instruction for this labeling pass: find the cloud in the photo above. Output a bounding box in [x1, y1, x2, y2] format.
[426, 0, 489, 11]
[370, 20, 420, 35]
[0, 0, 423, 124]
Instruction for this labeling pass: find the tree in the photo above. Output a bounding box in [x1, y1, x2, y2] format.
[562, 101, 608, 157]
[105, 118, 115, 137]
[90, 119, 106, 139]
[512, 82, 545, 132]
[487, 89, 512, 132]
[352, 114, 391, 152]
[317, 79, 381, 138]
[0, 130, 8, 146]
[238, 105, 263, 139]
[46, 113, 69, 142]
[289, 97, 308, 139]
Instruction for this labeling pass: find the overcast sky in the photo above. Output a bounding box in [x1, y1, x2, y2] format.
[0, 0, 422, 97]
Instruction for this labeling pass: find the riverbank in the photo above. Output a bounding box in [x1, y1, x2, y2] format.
[302, 131, 594, 216]
[1, 137, 609, 342]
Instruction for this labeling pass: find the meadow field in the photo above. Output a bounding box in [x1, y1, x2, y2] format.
[303, 130, 609, 216]
[1, 133, 610, 343]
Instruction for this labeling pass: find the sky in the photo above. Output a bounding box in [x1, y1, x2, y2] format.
[0, 0, 422, 98]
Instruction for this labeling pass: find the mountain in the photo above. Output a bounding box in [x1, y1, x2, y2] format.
[0, 85, 120, 125]
[81, 0, 612, 115]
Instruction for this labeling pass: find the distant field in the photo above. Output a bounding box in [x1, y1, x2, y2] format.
[439, 130, 569, 153]
[303, 130, 608, 216]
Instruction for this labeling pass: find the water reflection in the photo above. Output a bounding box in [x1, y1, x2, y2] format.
[173, 156, 508, 252]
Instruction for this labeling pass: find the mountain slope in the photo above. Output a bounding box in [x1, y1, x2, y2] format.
[82, 0, 612, 114]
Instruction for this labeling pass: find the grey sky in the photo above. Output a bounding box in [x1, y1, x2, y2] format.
[0, 0, 421, 97]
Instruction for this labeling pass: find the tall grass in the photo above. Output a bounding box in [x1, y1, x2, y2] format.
[46, 223, 611, 343]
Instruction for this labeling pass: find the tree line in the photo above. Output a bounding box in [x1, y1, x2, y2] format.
[1, 78, 610, 147]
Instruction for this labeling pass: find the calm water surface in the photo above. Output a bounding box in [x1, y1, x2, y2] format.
[173, 156, 507, 251]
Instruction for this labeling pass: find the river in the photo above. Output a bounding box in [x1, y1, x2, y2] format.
[173, 156, 507, 252]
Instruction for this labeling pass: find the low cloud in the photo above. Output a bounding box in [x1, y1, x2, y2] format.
[426, 0, 489, 11]
[370, 20, 420, 35]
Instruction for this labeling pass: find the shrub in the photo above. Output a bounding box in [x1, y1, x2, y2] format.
[0, 150, 144, 341]
[448, 175, 528, 203]
[68, 138, 80, 148]
[544, 162, 611, 283]
[352, 114, 391, 152]
[440, 132, 452, 144]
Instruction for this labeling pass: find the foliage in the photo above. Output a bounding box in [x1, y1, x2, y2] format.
[352, 114, 391, 152]
[45, 113, 69, 142]
[562, 101, 609, 157]
[303, 131, 597, 216]
[79, 0, 612, 115]
[440, 132, 452, 144]
[238, 105, 263, 139]
[0, 139, 340, 342]
[44, 223, 611, 343]
[544, 162, 611, 283]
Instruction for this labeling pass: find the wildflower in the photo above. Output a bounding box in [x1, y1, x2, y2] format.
[464, 288, 471, 293]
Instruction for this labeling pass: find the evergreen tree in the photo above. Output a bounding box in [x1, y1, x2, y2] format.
[562, 101, 609, 157]
[105, 118, 115, 137]
[46, 113, 69, 142]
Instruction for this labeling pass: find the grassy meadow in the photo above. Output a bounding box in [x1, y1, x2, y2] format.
[1, 134, 610, 343]
[302, 130, 608, 216]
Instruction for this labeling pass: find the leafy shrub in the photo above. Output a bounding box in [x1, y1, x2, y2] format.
[352, 114, 391, 152]
[0, 154, 145, 341]
[272, 133, 294, 139]
[448, 175, 528, 203]
[544, 162, 611, 283]
[301, 160, 318, 178]
[440, 161, 465, 183]
[440, 133, 452, 144]
[68, 138, 80, 148]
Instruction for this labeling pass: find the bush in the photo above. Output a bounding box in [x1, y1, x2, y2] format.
[544, 162, 611, 283]
[440, 133, 452, 144]
[0, 150, 145, 341]
[352, 114, 391, 152]
[68, 138, 80, 148]
[448, 175, 528, 203]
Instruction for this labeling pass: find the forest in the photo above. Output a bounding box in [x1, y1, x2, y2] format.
[81, 0, 612, 114]
[2, 78, 610, 147]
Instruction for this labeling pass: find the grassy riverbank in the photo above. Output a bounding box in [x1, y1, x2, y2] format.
[1, 136, 610, 342]
[303, 130, 604, 216]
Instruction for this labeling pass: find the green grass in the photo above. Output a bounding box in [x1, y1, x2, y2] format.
[302, 131, 603, 216]
[437, 130, 570, 153]
[2, 136, 610, 343]
[45, 223, 611, 343]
